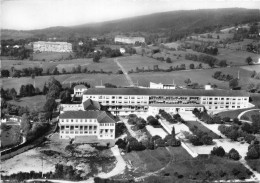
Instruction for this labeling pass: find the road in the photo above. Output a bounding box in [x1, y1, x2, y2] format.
[114, 58, 134, 86]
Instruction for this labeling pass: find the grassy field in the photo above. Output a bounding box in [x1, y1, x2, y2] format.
[129, 66, 257, 90]
[241, 65, 260, 72]
[185, 121, 221, 139]
[241, 109, 260, 122]
[217, 108, 256, 119]
[1, 57, 120, 74]
[33, 52, 73, 61]
[1, 73, 129, 92]
[216, 48, 259, 66]
[246, 159, 260, 174]
[7, 95, 46, 111]
[117, 55, 209, 72]
[1, 124, 21, 149]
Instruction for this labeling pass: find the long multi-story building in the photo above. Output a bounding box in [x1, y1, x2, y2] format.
[33, 41, 72, 52]
[114, 36, 145, 44]
[82, 88, 250, 115]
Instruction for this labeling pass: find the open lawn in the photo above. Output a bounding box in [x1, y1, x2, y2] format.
[247, 159, 260, 174]
[185, 121, 221, 139]
[241, 109, 260, 122]
[241, 65, 260, 72]
[0, 124, 21, 149]
[7, 95, 46, 111]
[129, 66, 257, 90]
[216, 48, 259, 66]
[33, 52, 73, 61]
[217, 108, 256, 119]
[1, 73, 129, 92]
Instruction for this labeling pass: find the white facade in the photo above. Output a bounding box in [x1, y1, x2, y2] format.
[82, 88, 250, 115]
[150, 82, 176, 89]
[74, 85, 88, 97]
[59, 117, 115, 140]
[115, 36, 145, 44]
[33, 41, 72, 52]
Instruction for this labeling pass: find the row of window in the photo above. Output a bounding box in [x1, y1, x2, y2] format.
[202, 97, 247, 101]
[100, 123, 114, 126]
[60, 119, 97, 123]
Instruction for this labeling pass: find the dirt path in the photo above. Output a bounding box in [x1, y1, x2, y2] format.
[98, 145, 126, 178]
[114, 58, 134, 86]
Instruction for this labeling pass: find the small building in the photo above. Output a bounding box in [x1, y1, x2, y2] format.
[150, 82, 176, 90]
[59, 110, 117, 139]
[74, 85, 88, 97]
[78, 41, 83, 46]
[120, 48, 126, 54]
[13, 45, 20, 49]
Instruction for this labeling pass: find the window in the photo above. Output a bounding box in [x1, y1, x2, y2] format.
[71, 119, 73, 122]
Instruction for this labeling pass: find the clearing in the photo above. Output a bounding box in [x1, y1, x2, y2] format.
[0, 124, 21, 149]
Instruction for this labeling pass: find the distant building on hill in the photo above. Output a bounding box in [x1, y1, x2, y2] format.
[150, 82, 176, 90]
[115, 35, 145, 44]
[33, 41, 72, 53]
[74, 85, 88, 97]
[119, 48, 126, 54]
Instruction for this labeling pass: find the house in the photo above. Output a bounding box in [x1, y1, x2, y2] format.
[59, 110, 117, 139]
[150, 82, 176, 89]
[120, 48, 126, 54]
[115, 35, 145, 44]
[73, 85, 88, 97]
[78, 41, 83, 46]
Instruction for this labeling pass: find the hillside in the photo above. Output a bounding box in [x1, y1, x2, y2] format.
[1, 8, 260, 40]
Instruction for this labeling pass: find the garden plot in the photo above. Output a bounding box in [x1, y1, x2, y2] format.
[185, 139, 249, 158]
[146, 125, 167, 138]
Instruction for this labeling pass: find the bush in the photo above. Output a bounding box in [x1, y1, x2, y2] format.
[246, 146, 259, 159]
[128, 139, 146, 151]
[147, 116, 160, 126]
[154, 138, 165, 148]
[115, 139, 127, 149]
[228, 148, 240, 160]
[223, 117, 231, 122]
[151, 135, 161, 142]
[211, 146, 225, 157]
[167, 138, 181, 147]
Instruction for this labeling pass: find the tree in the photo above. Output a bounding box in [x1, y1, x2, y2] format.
[46, 84, 61, 99]
[246, 57, 253, 65]
[189, 63, 195, 69]
[1, 69, 10, 77]
[184, 78, 191, 85]
[9, 88, 17, 100]
[21, 113, 31, 137]
[43, 98, 57, 113]
[246, 146, 259, 159]
[228, 148, 240, 160]
[229, 78, 239, 89]
[171, 126, 175, 138]
[42, 83, 48, 95]
[166, 57, 172, 63]
[60, 90, 72, 104]
[62, 68, 67, 74]
[211, 146, 225, 157]
[93, 52, 101, 62]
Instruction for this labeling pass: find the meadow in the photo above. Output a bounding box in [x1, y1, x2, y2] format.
[129, 66, 258, 90]
[32, 52, 73, 61]
[1, 124, 21, 149]
[1, 73, 128, 92]
[117, 55, 209, 73]
[8, 95, 46, 111]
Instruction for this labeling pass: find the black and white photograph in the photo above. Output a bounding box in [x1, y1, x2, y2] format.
[1, 0, 260, 182]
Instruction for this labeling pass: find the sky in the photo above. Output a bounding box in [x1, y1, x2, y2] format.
[1, 0, 260, 30]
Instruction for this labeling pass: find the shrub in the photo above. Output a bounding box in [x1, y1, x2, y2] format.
[167, 138, 181, 147]
[189, 135, 203, 146]
[228, 148, 240, 160]
[211, 146, 225, 157]
[246, 146, 259, 159]
[201, 135, 213, 145]
[128, 139, 146, 151]
[154, 138, 165, 148]
[147, 116, 160, 126]
[223, 117, 231, 122]
[245, 134, 255, 144]
[151, 135, 161, 142]
[115, 139, 127, 149]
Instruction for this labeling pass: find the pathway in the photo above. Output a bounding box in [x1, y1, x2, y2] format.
[237, 109, 260, 123]
[98, 145, 126, 178]
[120, 117, 138, 139]
[114, 58, 134, 86]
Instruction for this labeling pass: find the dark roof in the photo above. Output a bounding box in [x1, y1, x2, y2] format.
[59, 111, 116, 123]
[74, 85, 87, 89]
[83, 88, 249, 97]
[83, 99, 101, 111]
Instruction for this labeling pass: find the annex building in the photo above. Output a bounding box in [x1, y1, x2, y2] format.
[82, 88, 250, 115]
[114, 35, 145, 44]
[33, 41, 72, 53]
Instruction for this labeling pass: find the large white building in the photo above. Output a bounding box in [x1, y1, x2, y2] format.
[33, 41, 72, 53]
[59, 110, 116, 140]
[150, 82, 176, 89]
[115, 36, 145, 44]
[82, 88, 250, 115]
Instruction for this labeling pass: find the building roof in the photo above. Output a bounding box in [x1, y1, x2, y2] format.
[83, 88, 249, 97]
[59, 111, 116, 123]
[150, 104, 204, 107]
[74, 85, 87, 90]
[83, 99, 101, 111]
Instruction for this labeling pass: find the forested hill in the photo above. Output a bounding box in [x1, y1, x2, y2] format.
[2, 8, 260, 40]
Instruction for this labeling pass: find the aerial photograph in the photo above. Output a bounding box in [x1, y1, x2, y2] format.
[0, 0, 260, 182]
